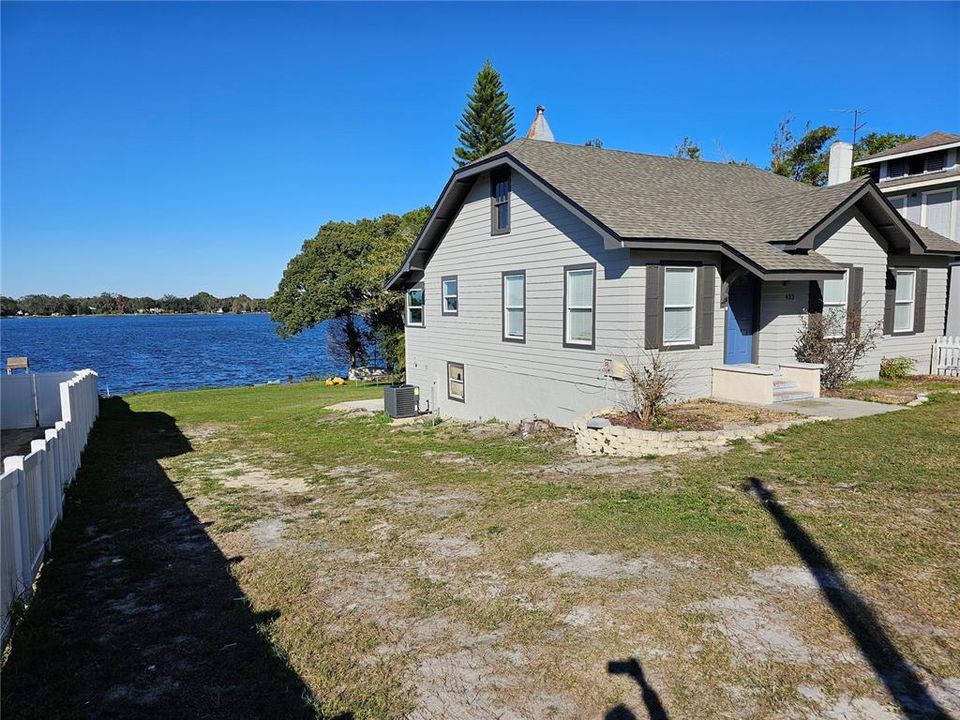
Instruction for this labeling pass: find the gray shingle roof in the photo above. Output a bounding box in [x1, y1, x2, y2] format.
[472, 140, 960, 257]
[481, 139, 806, 244]
[908, 220, 960, 253]
[388, 139, 960, 289]
[857, 131, 960, 163]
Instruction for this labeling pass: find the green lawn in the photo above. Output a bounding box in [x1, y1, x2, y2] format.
[3, 381, 959, 719]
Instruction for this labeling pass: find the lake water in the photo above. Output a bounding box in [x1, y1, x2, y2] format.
[0, 314, 346, 396]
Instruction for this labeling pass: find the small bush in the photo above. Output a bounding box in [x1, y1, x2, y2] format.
[794, 310, 880, 389]
[622, 348, 679, 424]
[879, 356, 915, 380]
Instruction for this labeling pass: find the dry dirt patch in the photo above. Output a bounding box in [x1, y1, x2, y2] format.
[604, 399, 799, 431]
[212, 459, 310, 493]
[532, 551, 668, 582]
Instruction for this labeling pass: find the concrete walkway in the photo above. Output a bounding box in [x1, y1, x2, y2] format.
[775, 397, 904, 419]
[327, 398, 385, 413]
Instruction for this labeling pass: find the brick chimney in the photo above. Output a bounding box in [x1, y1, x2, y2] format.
[827, 141, 853, 185]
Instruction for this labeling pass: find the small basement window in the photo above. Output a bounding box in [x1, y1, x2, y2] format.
[447, 362, 465, 401]
[893, 270, 916, 333]
[822, 270, 848, 338]
[491, 170, 511, 235]
[662, 266, 697, 346]
[441, 276, 458, 315]
[406, 284, 424, 326]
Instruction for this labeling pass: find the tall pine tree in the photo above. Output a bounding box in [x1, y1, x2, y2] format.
[453, 61, 516, 167]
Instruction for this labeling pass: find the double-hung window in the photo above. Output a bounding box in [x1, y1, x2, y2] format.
[564, 265, 595, 348]
[822, 270, 849, 339]
[502, 271, 525, 342]
[405, 284, 424, 326]
[491, 170, 511, 235]
[441, 276, 458, 316]
[662, 267, 697, 346]
[447, 362, 465, 401]
[893, 270, 916, 333]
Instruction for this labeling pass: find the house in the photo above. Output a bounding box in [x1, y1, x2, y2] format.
[387, 111, 960, 426]
[851, 131, 960, 334]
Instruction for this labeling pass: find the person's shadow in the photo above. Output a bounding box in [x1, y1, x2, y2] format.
[745, 477, 951, 720]
[605, 657, 670, 720]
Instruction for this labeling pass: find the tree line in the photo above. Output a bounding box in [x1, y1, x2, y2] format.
[271, 61, 917, 372]
[1, 292, 267, 317]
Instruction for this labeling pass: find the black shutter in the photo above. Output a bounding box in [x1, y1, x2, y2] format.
[697, 266, 715, 347]
[914, 269, 928, 334]
[807, 281, 824, 314]
[847, 267, 863, 337]
[883, 269, 896, 335]
[645, 264, 663, 350]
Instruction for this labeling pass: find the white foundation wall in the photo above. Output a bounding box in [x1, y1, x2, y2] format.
[754, 216, 949, 377]
[404, 173, 724, 426]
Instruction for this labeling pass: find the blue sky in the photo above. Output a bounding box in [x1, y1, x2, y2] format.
[2, 1, 958, 299]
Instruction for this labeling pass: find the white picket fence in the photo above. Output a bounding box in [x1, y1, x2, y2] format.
[1, 370, 99, 643]
[932, 336, 960, 377]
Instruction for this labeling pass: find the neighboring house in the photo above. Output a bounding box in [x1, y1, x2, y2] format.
[387, 112, 960, 425]
[851, 131, 960, 334]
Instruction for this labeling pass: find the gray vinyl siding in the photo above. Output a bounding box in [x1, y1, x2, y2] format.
[406, 171, 637, 425]
[756, 281, 809, 367]
[754, 216, 949, 376]
[404, 172, 722, 425]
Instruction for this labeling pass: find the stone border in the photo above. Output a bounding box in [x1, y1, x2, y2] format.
[572, 405, 826, 457]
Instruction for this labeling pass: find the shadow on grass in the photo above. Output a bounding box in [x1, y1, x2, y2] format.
[1, 398, 336, 719]
[744, 477, 950, 720]
[604, 657, 670, 720]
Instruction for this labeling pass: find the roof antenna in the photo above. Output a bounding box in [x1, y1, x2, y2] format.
[831, 108, 868, 146]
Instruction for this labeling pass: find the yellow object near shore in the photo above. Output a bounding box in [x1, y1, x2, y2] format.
[324, 376, 345, 386]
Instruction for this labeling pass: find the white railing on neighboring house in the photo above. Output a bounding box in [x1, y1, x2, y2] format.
[1, 370, 99, 643]
[932, 337, 960, 377]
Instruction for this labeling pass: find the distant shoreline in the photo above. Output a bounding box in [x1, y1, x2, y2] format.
[1, 311, 271, 320]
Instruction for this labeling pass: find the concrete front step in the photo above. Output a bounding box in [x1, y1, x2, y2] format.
[773, 391, 815, 402]
[773, 379, 799, 391]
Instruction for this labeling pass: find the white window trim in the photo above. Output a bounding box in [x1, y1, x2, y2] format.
[447, 362, 464, 401]
[405, 286, 424, 327]
[920, 188, 957, 241]
[662, 266, 697, 347]
[502, 272, 525, 341]
[822, 270, 849, 339]
[893, 269, 916, 334]
[441, 278, 458, 316]
[564, 267, 595, 347]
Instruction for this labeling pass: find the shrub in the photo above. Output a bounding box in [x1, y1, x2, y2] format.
[879, 356, 915, 379]
[622, 349, 679, 423]
[794, 310, 880, 389]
